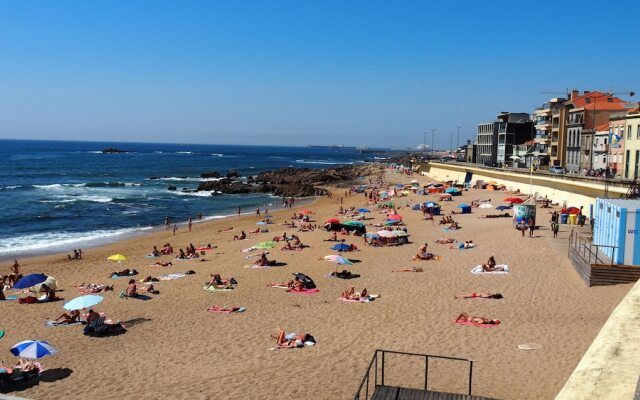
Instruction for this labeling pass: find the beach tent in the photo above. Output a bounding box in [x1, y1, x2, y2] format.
[445, 187, 461, 195]
[457, 203, 472, 214]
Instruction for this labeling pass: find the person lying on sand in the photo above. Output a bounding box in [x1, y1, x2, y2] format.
[140, 276, 159, 283]
[110, 269, 137, 278]
[452, 241, 475, 249]
[448, 222, 460, 230]
[13, 358, 40, 373]
[218, 227, 233, 232]
[139, 284, 159, 295]
[324, 231, 338, 241]
[266, 280, 294, 288]
[206, 274, 236, 289]
[51, 309, 81, 325]
[154, 261, 173, 267]
[208, 305, 243, 313]
[480, 213, 512, 218]
[341, 286, 368, 300]
[233, 231, 246, 240]
[481, 256, 505, 272]
[454, 292, 503, 299]
[456, 312, 500, 325]
[392, 267, 424, 272]
[272, 328, 313, 348]
[249, 228, 261, 234]
[76, 283, 114, 293]
[436, 238, 455, 244]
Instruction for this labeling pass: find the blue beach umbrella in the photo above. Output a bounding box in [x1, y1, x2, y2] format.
[331, 243, 352, 252]
[12, 274, 48, 289]
[63, 295, 103, 311]
[10, 340, 58, 359]
[357, 208, 370, 213]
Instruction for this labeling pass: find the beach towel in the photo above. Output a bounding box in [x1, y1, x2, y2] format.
[203, 285, 234, 293]
[455, 320, 499, 328]
[0, 330, 4, 339]
[442, 227, 460, 231]
[518, 343, 542, 350]
[144, 255, 159, 259]
[207, 306, 246, 314]
[267, 285, 290, 289]
[159, 272, 188, 280]
[243, 264, 278, 269]
[196, 247, 216, 251]
[0, 295, 17, 301]
[286, 288, 320, 294]
[458, 244, 476, 250]
[471, 265, 509, 274]
[339, 297, 373, 303]
[118, 291, 152, 300]
[45, 320, 84, 328]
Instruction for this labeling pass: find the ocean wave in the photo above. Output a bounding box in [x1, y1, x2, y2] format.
[87, 151, 103, 154]
[169, 190, 220, 197]
[0, 227, 153, 256]
[40, 195, 114, 204]
[176, 151, 195, 154]
[295, 159, 354, 165]
[150, 176, 223, 182]
[212, 153, 223, 157]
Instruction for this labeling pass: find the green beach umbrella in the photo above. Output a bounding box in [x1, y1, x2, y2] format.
[342, 221, 365, 227]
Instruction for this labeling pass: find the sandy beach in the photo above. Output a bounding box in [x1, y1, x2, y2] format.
[0, 170, 632, 400]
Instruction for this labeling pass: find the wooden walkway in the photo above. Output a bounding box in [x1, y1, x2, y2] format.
[369, 385, 496, 400]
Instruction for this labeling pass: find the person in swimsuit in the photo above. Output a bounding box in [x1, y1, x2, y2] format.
[454, 292, 503, 299]
[456, 312, 500, 325]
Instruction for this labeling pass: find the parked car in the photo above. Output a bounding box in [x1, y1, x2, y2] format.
[549, 166, 565, 174]
[484, 161, 500, 167]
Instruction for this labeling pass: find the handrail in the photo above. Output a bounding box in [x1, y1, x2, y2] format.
[353, 349, 475, 400]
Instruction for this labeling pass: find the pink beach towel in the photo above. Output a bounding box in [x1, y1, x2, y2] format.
[286, 288, 320, 294]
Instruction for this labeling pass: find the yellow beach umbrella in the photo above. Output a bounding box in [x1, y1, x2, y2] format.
[107, 254, 128, 262]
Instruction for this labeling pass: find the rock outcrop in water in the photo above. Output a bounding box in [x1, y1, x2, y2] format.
[194, 164, 383, 197]
[102, 147, 128, 154]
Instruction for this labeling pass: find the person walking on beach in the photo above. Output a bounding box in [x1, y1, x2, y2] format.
[552, 221, 559, 238]
[237, 207, 241, 216]
[188, 218, 192, 232]
[256, 208, 261, 217]
[550, 211, 558, 230]
[164, 216, 170, 230]
[528, 216, 535, 238]
[173, 225, 177, 236]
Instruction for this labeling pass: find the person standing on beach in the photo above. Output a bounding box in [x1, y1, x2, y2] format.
[528, 216, 535, 238]
[173, 225, 177, 236]
[188, 218, 192, 232]
[256, 208, 261, 217]
[552, 221, 559, 238]
[164, 216, 170, 230]
[550, 211, 558, 230]
[237, 207, 241, 216]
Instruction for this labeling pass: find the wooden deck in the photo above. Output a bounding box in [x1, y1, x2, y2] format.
[369, 386, 496, 400]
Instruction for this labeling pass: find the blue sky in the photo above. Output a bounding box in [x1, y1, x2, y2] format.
[1, 0, 639, 149]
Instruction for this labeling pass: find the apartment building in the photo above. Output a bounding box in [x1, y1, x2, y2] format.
[592, 124, 609, 171]
[609, 112, 626, 178]
[476, 122, 498, 165]
[622, 106, 640, 180]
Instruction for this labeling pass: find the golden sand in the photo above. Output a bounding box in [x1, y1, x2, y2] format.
[0, 171, 632, 400]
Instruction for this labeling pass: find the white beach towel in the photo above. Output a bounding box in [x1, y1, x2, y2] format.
[471, 265, 510, 274]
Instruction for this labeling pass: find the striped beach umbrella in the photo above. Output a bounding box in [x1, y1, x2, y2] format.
[10, 340, 58, 359]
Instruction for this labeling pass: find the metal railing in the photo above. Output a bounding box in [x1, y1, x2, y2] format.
[353, 349, 475, 400]
[569, 229, 617, 266]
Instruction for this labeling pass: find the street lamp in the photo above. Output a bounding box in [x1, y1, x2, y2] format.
[430, 129, 437, 158]
[456, 125, 463, 149]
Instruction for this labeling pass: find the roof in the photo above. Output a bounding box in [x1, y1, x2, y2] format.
[598, 198, 640, 209]
[570, 91, 627, 111]
[596, 123, 610, 132]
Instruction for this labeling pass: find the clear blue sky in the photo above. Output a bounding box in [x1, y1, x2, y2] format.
[1, 0, 639, 149]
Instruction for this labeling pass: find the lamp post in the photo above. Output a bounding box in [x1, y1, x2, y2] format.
[423, 131, 427, 160]
[430, 129, 437, 159]
[456, 125, 463, 150]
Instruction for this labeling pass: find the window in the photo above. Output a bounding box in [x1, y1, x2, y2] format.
[585, 98, 592, 104]
[637, 125, 640, 139]
[628, 125, 632, 139]
[605, 137, 608, 145]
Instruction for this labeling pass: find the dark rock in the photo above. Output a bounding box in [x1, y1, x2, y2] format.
[226, 170, 240, 178]
[102, 147, 127, 154]
[167, 186, 177, 191]
[201, 171, 221, 178]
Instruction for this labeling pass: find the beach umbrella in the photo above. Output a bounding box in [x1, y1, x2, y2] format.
[10, 340, 57, 359]
[12, 274, 48, 290]
[331, 243, 352, 252]
[496, 205, 511, 211]
[325, 218, 340, 224]
[504, 197, 524, 204]
[254, 241, 276, 249]
[390, 230, 408, 236]
[568, 208, 580, 215]
[457, 203, 470, 208]
[356, 208, 370, 213]
[107, 254, 128, 262]
[376, 230, 396, 238]
[387, 214, 402, 221]
[323, 255, 353, 265]
[343, 220, 365, 227]
[479, 204, 493, 209]
[292, 272, 316, 289]
[299, 209, 314, 215]
[63, 295, 103, 311]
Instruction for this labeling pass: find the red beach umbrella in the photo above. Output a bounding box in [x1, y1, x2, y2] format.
[325, 218, 340, 223]
[504, 197, 524, 204]
[387, 214, 402, 221]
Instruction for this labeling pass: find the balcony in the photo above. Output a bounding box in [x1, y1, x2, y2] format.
[534, 135, 551, 144]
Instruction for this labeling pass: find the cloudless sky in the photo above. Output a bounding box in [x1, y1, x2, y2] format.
[1, 0, 639, 149]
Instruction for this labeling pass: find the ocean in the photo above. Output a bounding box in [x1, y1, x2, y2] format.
[0, 140, 372, 258]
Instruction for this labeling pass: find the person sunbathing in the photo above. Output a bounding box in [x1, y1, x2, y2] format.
[456, 312, 500, 325]
[140, 276, 159, 283]
[218, 226, 234, 232]
[233, 231, 247, 240]
[481, 256, 504, 272]
[267, 280, 294, 288]
[341, 286, 368, 300]
[480, 213, 512, 218]
[392, 267, 424, 272]
[154, 261, 173, 267]
[324, 231, 338, 241]
[452, 240, 475, 249]
[150, 246, 161, 257]
[14, 358, 40, 374]
[273, 328, 312, 348]
[76, 283, 113, 293]
[255, 252, 275, 267]
[51, 309, 81, 325]
[454, 292, 503, 299]
[249, 228, 261, 234]
[0, 361, 14, 376]
[177, 249, 187, 259]
[206, 274, 236, 289]
[436, 238, 455, 244]
[208, 305, 243, 313]
[288, 278, 306, 292]
[448, 222, 460, 230]
[139, 284, 159, 295]
[110, 268, 136, 277]
[125, 279, 138, 297]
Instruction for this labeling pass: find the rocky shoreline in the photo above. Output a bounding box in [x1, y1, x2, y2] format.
[166, 163, 385, 197]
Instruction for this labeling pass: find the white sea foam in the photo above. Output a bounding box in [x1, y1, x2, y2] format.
[295, 160, 354, 165]
[0, 227, 152, 256]
[170, 190, 216, 197]
[153, 176, 223, 182]
[212, 153, 224, 157]
[176, 151, 194, 154]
